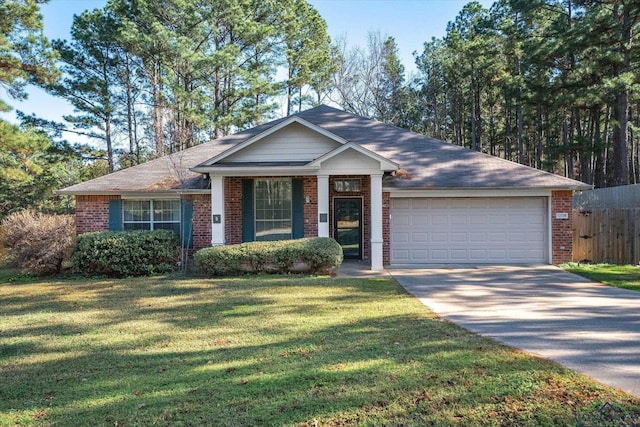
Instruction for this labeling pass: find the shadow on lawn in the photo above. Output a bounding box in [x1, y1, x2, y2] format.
[1, 274, 638, 426]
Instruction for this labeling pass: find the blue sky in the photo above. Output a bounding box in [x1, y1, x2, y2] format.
[2, 0, 494, 133]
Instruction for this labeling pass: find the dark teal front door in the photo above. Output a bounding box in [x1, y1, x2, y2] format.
[334, 198, 362, 259]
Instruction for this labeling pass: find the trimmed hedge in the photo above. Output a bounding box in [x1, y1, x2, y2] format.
[70, 230, 180, 277]
[195, 237, 343, 276]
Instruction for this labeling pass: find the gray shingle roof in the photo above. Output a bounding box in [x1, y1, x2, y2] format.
[296, 105, 590, 190]
[59, 104, 590, 194]
[58, 121, 277, 194]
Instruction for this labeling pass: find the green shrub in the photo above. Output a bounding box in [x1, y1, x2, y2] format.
[195, 237, 343, 276]
[1, 210, 75, 275]
[70, 230, 180, 277]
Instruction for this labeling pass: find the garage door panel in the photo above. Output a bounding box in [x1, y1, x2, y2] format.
[431, 215, 449, 225]
[393, 199, 411, 209]
[510, 231, 526, 241]
[469, 249, 488, 260]
[470, 215, 488, 225]
[488, 232, 507, 242]
[411, 199, 430, 209]
[412, 215, 429, 225]
[393, 232, 409, 243]
[412, 232, 428, 242]
[525, 233, 544, 243]
[450, 249, 469, 260]
[431, 232, 447, 243]
[390, 197, 547, 264]
[469, 232, 487, 242]
[450, 215, 469, 225]
[430, 249, 448, 261]
[393, 215, 410, 226]
[450, 232, 468, 243]
[490, 214, 509, 224]
[413, 249, 429, 259]
[488, 249, 508, 260]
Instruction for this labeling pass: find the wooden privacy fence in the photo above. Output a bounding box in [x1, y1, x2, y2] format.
[572, 208, 640, 265]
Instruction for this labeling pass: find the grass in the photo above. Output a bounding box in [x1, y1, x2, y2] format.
[562, 263, 640, 292]
[1, 269, 639, 426]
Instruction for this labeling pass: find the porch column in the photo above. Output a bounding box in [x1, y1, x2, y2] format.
[370, 174, 383, 271]
[211, 175, 225, 246]
[317, 175, 329, 237]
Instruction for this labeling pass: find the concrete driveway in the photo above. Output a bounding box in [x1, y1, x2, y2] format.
[390, 265, 640, 397]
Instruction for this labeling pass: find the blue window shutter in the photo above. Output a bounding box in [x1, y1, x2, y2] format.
[108, 199, 121, 231]
[242, 179, 254, 242]
[181, 199, 193, 248]
[292, 178, 304, 239]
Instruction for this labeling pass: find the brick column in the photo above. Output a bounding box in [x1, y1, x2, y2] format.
[382, 192, 390, 267]
[304, 176, 318, 237]
[190, 194, 211, 250]
[551, 190, 573, 264]
[224, 177, 243, 245]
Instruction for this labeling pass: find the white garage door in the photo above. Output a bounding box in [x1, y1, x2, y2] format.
[390, 197, 547, 264]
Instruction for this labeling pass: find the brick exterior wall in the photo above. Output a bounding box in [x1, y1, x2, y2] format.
[75, 195, 120, 234]
[382, 191, 390, 266]
[225, 177, 243, 245]
[329, 175, 371, 260]
[189, 194, 211, 250]
[303, 176, 318, 237]
[551, 190, 573, 264]
[76, 194, 211, 251]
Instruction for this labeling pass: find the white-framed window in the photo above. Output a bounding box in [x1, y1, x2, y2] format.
[334, 178, 362, 192]
[123, 199, 180, 235]
[255, 179, 292, 241]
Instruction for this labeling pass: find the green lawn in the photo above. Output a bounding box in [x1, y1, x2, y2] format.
[1, 270, 638, 426]
[562, 263, 640, 292]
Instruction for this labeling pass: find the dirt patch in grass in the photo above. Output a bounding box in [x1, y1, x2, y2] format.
[1, 271, 638, 426]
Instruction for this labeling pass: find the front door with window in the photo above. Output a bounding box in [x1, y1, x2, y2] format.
[334, 198, 362, 259]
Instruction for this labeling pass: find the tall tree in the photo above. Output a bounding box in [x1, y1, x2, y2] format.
[0, 0, 57, 111]
[48, 8, 122, 172]
[374, 36, 407, 125]
[331, 31, 409, 123]
[0, 120, 68, 217]
[283, 0, 335, 115]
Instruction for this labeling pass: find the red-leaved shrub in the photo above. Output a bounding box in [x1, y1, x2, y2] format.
[1, 210, 75, 275]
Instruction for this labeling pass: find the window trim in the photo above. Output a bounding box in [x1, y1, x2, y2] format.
[122, 199, 181, 232]
[254, 178, 293, 241]
[334, 178, 362, 193]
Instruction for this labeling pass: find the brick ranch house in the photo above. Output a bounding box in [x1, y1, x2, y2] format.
[59, 105, 590, 270]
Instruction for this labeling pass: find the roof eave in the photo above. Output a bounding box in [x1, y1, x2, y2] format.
[55, 189, 211, 196]
[190, 164, 320, 176]
[383, 184, 593, 192]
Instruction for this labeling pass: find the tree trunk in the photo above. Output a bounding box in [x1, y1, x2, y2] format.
[594, 106, 606, 188]
[516, 103, 523, 164]
[124, 53, 136, 164]
[105, 116, 114, 172]
[152, 60, 164, 157]
[536, 104, 543, 169]
[470, 77, 477, 151]
[563, 114, 573, 179]
[505, 96, 512, 161]
[610, 2, 631, 186]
